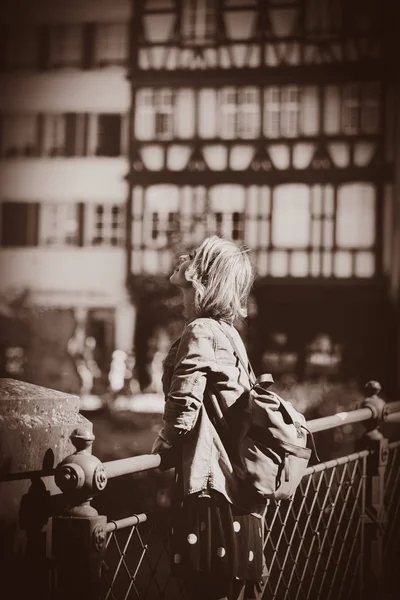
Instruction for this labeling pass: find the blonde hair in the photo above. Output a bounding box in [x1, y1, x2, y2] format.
[184, 236, 254, 322]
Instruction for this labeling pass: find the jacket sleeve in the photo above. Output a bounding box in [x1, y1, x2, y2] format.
[161, 319, 215, 442]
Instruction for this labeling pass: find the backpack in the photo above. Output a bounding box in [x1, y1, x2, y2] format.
[207, 323, 313, 502]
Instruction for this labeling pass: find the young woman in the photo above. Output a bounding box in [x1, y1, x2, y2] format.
[152, 236, 265, 600]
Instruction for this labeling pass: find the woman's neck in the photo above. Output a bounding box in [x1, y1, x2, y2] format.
[181, 287, 196, 320]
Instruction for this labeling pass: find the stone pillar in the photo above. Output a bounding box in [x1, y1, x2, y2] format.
[0, 378, 92, 600]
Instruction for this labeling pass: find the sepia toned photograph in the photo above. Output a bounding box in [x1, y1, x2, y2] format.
[0, 1, 398, 599]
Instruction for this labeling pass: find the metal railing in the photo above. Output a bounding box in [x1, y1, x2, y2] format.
[48, 382, 400, 600]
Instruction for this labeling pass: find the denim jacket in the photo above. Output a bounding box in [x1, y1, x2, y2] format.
[159, 317, 255, 508]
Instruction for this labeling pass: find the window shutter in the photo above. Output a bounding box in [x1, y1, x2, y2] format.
[65, 113, 77, 157]
[1, 202, 39, 247]
[30, 203, 40, 246]
[97, 114, 122, 156]
[83, 23, 95, 69]
[37, 114, 44, 157]
[77, 202, 85, 247]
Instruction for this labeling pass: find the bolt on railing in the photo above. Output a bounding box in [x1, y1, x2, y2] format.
[48, 381, 400, 600]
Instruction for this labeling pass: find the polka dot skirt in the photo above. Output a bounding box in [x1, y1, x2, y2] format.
[170, 490, 263, 584]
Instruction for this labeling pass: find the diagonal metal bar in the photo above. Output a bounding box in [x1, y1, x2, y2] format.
[104, 525, 143, 600]
[314, 462, 359, 599]
[97, 441, 400, 600]
[301, 466, 344, 599]
[326, 469, 365, 600]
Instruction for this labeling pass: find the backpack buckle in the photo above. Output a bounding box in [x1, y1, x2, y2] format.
[255, 373, 274, 390]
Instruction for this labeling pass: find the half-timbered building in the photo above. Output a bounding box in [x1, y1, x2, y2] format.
[127, 0, 399, 393]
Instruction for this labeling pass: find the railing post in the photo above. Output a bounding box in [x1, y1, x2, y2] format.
[0, 379, 91, 600]
[49, 427, 108, 600]
[360, 381, 388, 600]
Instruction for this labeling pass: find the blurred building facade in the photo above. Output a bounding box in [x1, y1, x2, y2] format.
[0, 0, 399, 397]
[126, 0, 399, 395]
[0, 0, 135, 392]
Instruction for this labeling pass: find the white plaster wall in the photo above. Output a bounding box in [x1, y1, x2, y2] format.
[0, 247, 127, 307]
[0, 72, 130, 113]
[0, 158, 128, 202]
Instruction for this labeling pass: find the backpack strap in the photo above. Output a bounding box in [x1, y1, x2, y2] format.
[216, 321, 273, 390]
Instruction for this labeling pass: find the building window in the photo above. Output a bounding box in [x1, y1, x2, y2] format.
[0, 202, 39, 247]
[151, 212, 160, 240]
[0, 114, 37, 157]
[94, 23, 128, 66]
[269, 183, 376, 278]
[324, 82, 380, 136]
[219, 87, 260, 139]
[135, 89, 154, 140]
[232, 211, 244, 240]
[215, 212, 223, 236]
[209, 210, 245, 240]
[360, 83, 380, 134]
[342, 85, 359, 135]
[96, 114, 122, 156]
[342, 83, 380, 135]
[182, 0, 216, 45]
[65, 113, 87, 157]
[264, 88, 281, 138]
[264, 87, 300, 138]
[42, 115, 66, 156]
[135, 89, 174, 140]
[219, 88, 237, 139]
[88, 204, 125, 246]
[5, 27, 38, 69]
[305, 0, 343, 37]
[49, 25, 83, 68]
[155, 90, 174, 139]
[238, 88, 260, 138]
[280, 87, 300, 137]
[150, 211, 179, 244]
[39, 204, 79, 246]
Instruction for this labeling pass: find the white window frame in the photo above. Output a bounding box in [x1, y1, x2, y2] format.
[39, 203, 79, 246]
[342, 84, 360, 135]
[154, 89, 174, 140]
[149, 210, 179, 247]
[87, 203, 125, 247]
[49, 25, 82, 68]
[281, 86, 300, 138]
[232, 211, 245, 240]
[264, 88, 281, 138]
[94, 23, 128, 66]
[135, 89, 155, 140]
[238, 87, 260, 139]
[42, 115, 66, 156]
[219, 88, 237, 139]
[182, 0, 215, 45]
[1, 114, 37, 157]
[361, 83, 380, 134]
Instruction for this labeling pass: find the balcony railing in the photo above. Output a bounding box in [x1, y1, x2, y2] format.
[49, 382, 400, 600]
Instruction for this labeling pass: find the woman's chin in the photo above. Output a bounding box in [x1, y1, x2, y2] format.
[170, 272, 179, 285]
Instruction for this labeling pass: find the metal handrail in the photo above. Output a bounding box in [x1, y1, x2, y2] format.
[307, 407, 373, 433]
[100, 401, 400, 481]
[104, 454, 161, 479]
[106, 513, 148, 534]
[50, 392, 400, 600]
